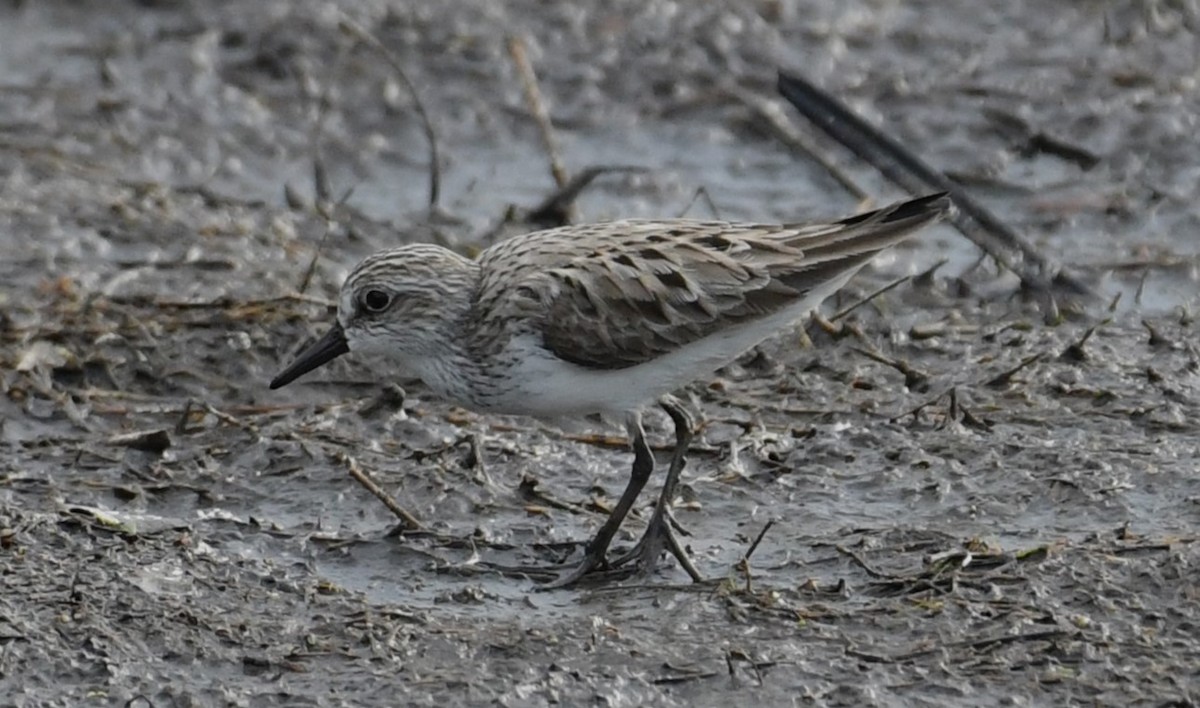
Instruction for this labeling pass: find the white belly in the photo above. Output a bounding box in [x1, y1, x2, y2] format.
[485, 306, 810, 417]
[485, 266, 859, 417]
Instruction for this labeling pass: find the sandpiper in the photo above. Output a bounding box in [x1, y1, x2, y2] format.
[271, 193, 951, 586]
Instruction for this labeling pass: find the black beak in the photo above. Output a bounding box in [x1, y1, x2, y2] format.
[269, 323, 350, 389]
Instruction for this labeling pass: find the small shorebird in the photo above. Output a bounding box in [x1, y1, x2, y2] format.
[271, 193, 951, 586]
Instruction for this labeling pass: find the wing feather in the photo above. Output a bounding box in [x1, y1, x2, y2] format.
[478, 193, 950, 370]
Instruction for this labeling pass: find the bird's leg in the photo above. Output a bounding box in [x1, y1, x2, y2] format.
[610, 396, 704, 582]
[541, 411, 654, 588]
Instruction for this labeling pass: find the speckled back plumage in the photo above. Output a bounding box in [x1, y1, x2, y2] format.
[471, 193, 950, 369]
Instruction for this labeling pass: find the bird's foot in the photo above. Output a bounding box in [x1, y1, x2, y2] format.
[537, 543, 640, 589]
[538, 551, 605, 589]
[609, 507, 704, 582]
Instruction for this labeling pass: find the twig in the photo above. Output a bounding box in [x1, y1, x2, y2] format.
[985, 353, 1044, 388]
[652, 667, 719, 685]
[1060, 320, 1109, 362]
[299, 207, 333, 295]
[466, 432, 494, 487]
[299, 182, 357, 294]
[835, 544, 895, 579]
[888, 391, 940, 424]
[105, 429, 171, 454]
[735, 519, 776, 594]
[517, 474, 595, 516]
[201, 401, 254, 431]
[677, 185, 722, 219]
[982, 107, 1102, 169]
[1107, 291, 1122, 312]
[831, 274, 912, 322]
[724, 649, 768, 686]
[525, 165, 648, 227]
[855, 628, 1069, 665]
[912, 258, 949, 289]
[744, 520, 775, 563]
[1134, 267, 1149, 306]
[726, 84, 870, 201]
[307, 32, 346, 203]
[953, 628, 1069, 653]
[776, 70, 1094, 298]
[1141, 319, 1170, 346]
[508, 36, 569, 190]
[338, 16, 441, 210]
[851, 345, 930, 390]
[339, 453, 421, 531]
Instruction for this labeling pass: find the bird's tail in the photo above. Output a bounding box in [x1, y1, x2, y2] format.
[774, 192, 952, 289]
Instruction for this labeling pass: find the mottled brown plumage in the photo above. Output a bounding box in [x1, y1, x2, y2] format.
[271, 193, 952, 586]
[483, 197, 944, 369]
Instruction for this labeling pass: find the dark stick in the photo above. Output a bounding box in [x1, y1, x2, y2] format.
[776, 70, 1094, 298]
[340, 453, 422, 531]
[339, 17, 441, 210]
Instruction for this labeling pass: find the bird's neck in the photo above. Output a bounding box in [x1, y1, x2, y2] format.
[401, 282, 504, 410]
[408, 342, 506, 412]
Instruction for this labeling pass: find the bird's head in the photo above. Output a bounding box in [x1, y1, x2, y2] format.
[270, 245, 475, 389]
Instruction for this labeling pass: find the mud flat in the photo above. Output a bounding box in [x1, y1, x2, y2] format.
[1, 1, 1197, 705]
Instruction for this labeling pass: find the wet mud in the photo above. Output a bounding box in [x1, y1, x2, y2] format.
[1, 1, 1198, 706]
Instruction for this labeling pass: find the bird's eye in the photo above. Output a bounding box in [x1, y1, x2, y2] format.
[361, 289, 392, 313]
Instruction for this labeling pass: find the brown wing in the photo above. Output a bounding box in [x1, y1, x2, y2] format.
[485, 193, 949, 370]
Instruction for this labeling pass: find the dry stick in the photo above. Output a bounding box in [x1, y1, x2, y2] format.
[735, 519, 777, 594]
[297, 40, 354, 295]
[297, 227, 331, 295]
[677, 185, 723, 219]
[339, 452, 422, 531]
[889, 389, 948, 424]
[202, 402, 255, 431]
[308, 34, 352, 207]
[912, 257, 949, 288]
[851, 345, 929, 390]
[518, 472, 595, 516]
[524, 165, 648, 226]
[854, 628, 1069, 664]
[985, 352, 1045, 388]
[952, 628, 1069, 654]
[1061, 319, 1109, 361]
[830, 274, 913, 322]
[508, 36, 569, 190]
[299, 183, 358, 294]
[890, 345, 1048, 423]
[982, 107, 1101, 169]
[1107, 291, 1123, 313]
[835, 544, 895, 579]
[338, 16, 441, 210]
[1134, 267, 1150, 306]
[776, 70, 1094, 298]
[744, 520, 776, 563]
[726, 84, 870, 202]
[652, 669, 720, 686]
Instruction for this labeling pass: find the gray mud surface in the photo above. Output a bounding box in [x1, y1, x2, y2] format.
[2, 1, 1198, 706]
